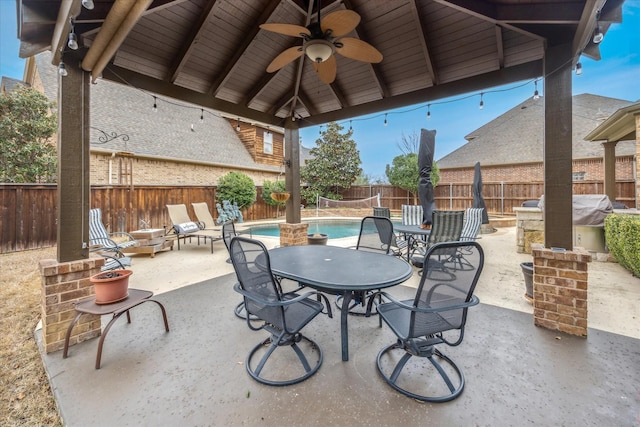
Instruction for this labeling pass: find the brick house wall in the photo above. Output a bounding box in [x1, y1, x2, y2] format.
[440, 156, 634, 184]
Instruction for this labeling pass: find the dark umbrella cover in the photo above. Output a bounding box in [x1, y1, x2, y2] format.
[472, 162, 490, 224]
[418, 129, 437, 227]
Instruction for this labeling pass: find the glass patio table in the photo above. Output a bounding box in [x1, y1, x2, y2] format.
[259, 245, 413, 361]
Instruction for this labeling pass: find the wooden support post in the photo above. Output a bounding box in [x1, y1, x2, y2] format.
[602, 141, 617, 202]
[57, 60, 91, 262]
[284, 119, 301, 224]
[543, 43, 573, 250]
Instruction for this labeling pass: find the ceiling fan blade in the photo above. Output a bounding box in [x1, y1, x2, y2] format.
[260, 23, 311, 38]
[266, 46, 304, 72]
[335, 37, 383, 63]
[321, 10, 360, 37]
[312, 55, 337, 84]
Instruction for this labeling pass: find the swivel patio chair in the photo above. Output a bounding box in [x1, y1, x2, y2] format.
[373, 241, 484, 402]
[337, 216, 395, 315]
[223, 220, 257, 320]
[88, 208, 137, 271]
[230, 236, 330, 386]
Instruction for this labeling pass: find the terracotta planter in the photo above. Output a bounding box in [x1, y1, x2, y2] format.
[90, 269, 132, 304]
[270, 192, 290, 203]
[307, 233, 328, 245]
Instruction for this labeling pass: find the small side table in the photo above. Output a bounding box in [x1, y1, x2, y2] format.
[124, 229, 174, 258]
[63, 289, 170, 369]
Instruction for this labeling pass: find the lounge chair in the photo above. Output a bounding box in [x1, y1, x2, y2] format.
[191, 202, 219, 231]
[443, 208, 484, 270]
[88, 208, 136, 271]
[393, 204, 424, 257]
[410, 210, 464, 270]
[166, 204, 220, 253]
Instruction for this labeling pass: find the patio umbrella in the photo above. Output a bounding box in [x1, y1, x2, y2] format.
[418, 129, 436, 227]
[473, 162, 490, 224]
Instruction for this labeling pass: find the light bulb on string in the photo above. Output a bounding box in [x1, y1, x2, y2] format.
[349, 120, 352, 131]
[152, 96, 157, 112]
[427, 104, 431, 120]
[533, 80, 540, 100]
[319, 125, 323, 135]
[236, 118, 241, 131]
[199, 109, 204, 123]
[67, 19, 78, 50]
[384, 113, 388, 126]
[479, 93, 484, 110]
[575, 62, 582, 75]
[58, 62, 68, 77]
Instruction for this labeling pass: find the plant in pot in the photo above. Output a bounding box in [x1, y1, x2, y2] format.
[90, 269, 132, 304]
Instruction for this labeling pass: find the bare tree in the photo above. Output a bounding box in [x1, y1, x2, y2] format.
[396, 130, 420, 155]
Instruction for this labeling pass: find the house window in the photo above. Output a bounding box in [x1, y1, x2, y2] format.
[572, 172, 586, 181]
[263, 131, 273, 155]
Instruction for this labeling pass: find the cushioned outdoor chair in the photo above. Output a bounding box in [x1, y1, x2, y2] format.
[166, 204, 220, 253]
[410, 210, 464, 270]
[89, 208, 136, 271]
[230, 236, 330, 386]
[337, 216, 395, 315]
[443, 208, 484, 271]
[372, 241, 484, 402]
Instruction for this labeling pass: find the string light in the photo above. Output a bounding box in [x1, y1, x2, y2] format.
[593, 11, 603, 44]
[319, 125, 323, 135]
[266, 126, 271, 135]
[384, 113, 388, 126]
[67, 18, 78, 50]
[58, 62, 68, 77]
[152, 96, 157, 112]
[426, 104, 431, 120]
[479, 93, 484, 110]
[199, 108, 204, 123]
[575, 62, 582, 75]
[349, 120, 352, 131]
[533, 80, 540, 100]
[236, 118, 241, 131]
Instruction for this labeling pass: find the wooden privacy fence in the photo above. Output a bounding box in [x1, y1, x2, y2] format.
[1, 180, 635, 253]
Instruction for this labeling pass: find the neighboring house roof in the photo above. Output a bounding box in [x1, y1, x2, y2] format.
[0, 76, 29, 93]
[35, 52, 285, 172]
[437, 94, 636, 168]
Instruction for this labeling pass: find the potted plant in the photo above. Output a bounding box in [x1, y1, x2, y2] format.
[307, 233, 328, 245]
[90, 269, 132, 304]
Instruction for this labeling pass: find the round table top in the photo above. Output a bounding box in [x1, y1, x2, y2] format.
[264, 245, 413, 292]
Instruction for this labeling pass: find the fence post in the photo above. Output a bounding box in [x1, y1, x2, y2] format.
[449, 183, 453, 210]
[501, 181, 504, 215]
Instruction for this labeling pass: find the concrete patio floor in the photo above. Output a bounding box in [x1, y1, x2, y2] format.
[36, 226, 640, 426]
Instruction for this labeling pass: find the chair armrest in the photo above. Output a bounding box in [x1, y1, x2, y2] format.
[368, 291, 479, 316]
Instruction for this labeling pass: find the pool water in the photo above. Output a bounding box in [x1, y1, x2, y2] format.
[250, 219, 400, 239]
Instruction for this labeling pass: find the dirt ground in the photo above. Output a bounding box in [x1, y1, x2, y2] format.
[0, 247, 62, 426]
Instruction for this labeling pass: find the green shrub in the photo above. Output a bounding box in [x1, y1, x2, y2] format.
[217, 172, 256, 209]
[605, 213, 640, 277]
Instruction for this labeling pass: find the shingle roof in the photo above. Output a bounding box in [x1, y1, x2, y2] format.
[0, 76, 29, 93]
[437, 94, 636, 169]
[36, 53, 283, 172]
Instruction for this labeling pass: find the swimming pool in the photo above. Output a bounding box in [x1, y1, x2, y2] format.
[250, 219, 400, 239]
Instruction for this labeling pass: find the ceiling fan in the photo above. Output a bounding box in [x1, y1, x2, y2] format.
[259, 2, 383, 84]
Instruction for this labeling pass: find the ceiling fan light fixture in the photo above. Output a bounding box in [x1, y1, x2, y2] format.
[305, 40, 333, 63]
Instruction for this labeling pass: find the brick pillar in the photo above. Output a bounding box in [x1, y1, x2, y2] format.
[39, 257, 104, 353]
[279, 223, 309, 246]
[531, 244, 591, 336]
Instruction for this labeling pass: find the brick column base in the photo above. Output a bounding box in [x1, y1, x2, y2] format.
[39, 257, 105, 353]
[279, 223, 309, 246]
[531, 244, 591, 336]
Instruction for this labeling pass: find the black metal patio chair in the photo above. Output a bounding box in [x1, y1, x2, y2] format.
[370, 241, 484, 402]
[230, 236, 331, 386]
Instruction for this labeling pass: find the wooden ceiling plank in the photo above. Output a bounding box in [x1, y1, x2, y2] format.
[297, 90, 319, 116]
[209, 0, 283, 96]
[410, 0, 438, 85]
[167, 0, 219, 83]
[495, 26, 504, 68]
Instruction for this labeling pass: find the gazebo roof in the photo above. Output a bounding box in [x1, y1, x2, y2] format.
[17, 0, 619, 127]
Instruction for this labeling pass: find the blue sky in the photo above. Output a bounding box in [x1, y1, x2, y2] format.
[1, 0, 639, 181]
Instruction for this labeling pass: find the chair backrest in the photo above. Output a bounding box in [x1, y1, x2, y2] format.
[460, 208, 484, 242]
[373, 207, 390, 218]
[166, 204, 193, 225]
[222, 220, 237, 254]
[410, 241, 484, 338]
[192, 202, 216, 228]
[229, 236, 285, 328]
[356, 216, 394, 254]
[89, 208, 111, 247]
[427, 210, 464, 245]
[401, 205, 423, 226]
